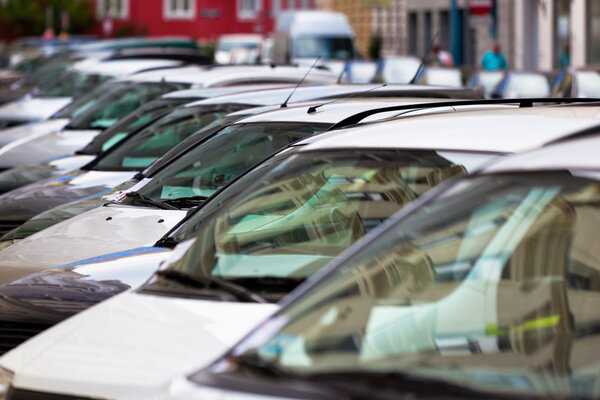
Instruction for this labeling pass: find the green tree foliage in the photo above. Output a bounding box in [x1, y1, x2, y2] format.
[0, 0, 94, 38]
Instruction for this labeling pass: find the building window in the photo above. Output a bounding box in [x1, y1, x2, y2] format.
[238, 0, 261, 20]
[164, 0, 196, 20]
[97, 0, 129, 19]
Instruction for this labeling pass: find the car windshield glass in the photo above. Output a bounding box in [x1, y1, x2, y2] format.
[36, 70, 113, 98]
[154, 150, 494, 299]
[141, 113, 250, 176]
[135, 122, 329, 204]
[230, 171, 600, 398]
[219, 42, 260, 51]
[22, 59, 73, 88]
[381, 57, 421, 84]
[506, 73, 550, 98]
[65, 81, 189, 130]
[94, 104, 249, 171]
[79, 98, 191, 155]
[576, 71, 600, 97]
[294, 37, 354, 60]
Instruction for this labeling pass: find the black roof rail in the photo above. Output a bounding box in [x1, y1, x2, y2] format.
[328, 97, 600, 130]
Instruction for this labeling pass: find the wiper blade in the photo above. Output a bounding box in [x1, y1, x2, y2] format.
[307, 370, 527, 400]
[236, 351, 300, 379]
[126, 191, 178, 210]
[162, 195, 209, 208]
[228, 276, 306, 294]
[155, 269, 269, 303]
[154, 236, 179, 248]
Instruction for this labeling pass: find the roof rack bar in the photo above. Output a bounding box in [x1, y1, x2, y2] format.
[329, 97, 600, 130]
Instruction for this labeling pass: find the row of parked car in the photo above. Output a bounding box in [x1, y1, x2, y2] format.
[0, 36, 595, 400]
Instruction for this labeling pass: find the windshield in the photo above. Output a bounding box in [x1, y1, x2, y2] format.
[63, 81, 189, 130]
[149, 150, 493, 301]
[576, 71, 600, 97]
[79, 98, 192, 155]
[94, 104, 249, 171]
[219, 41, 261, 52]
[132, 122, 329, 206]
[226, 171, 600, 398]
[294, 37, 354, 60]
[36, 70, 113, 98]
[21, 59, 74, 88]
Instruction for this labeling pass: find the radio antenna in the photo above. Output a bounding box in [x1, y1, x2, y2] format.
[409, 31, 439, 84]
[281, 56, 321, 108]
[307, 84, 387, 114]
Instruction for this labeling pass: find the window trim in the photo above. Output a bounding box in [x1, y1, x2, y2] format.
[237, 0, 262, 20]
[163, 0, 197, 20]
[96, 0, 129, 20]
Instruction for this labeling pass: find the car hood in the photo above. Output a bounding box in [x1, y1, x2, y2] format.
[0, 128, 100, 169]
[1, 291, 278, 399]
[0, 205, 188, 283]
[0, 97, 72, 123]
[0, 170, 136, 223]
[0, 247, 171, 326]
[0, 181, 138, 243]
[0, 118, 69, 149]
[0, 154, 96, 194]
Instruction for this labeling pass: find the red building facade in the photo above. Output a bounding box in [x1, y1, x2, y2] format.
[94, 0, 315, 40]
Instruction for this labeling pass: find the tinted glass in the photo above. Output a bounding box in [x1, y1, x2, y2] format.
[67, 82, 189, 130]
[151, 150, 493, 300]
[233, 172, 600, 398]
[94, 104, 249, 171]
[136, 122, 328, 205]
[294, 37, 354, 60]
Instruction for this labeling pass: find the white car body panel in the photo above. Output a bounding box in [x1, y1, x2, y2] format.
[0, 205, 187, 283]
[0, 118, 69, 148]
[0, 97, 72, 123]
[134, 379, 290, 400]
[0, 128, 100, 168]
[2, 291, 278, 399]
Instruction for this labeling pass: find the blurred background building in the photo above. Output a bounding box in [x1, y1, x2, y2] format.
[318, 0, 597, 71]
[0, 0, 598, 70]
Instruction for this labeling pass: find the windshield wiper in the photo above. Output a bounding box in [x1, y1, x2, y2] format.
[162, 195, 210, 208]
[155, 269, 268, 303]
[126, 191, 178, 210]
[228, 276, 307, 294]
[154, 236, 179, 248]
[306, 370, 528, 400]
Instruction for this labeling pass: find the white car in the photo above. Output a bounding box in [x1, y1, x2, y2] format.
[0, 58, 183, 128]
[140, 132, 600, 400]
[0, 64, 339, 170]
[0, 98, 442, 282]
[1, 104, 600, 399]
[0, 83, 483, 247]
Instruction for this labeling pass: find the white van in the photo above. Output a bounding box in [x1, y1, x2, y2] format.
[272, 10, 357, 64]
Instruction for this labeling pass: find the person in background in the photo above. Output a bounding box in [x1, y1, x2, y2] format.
[429, 42, 454, 67]
[481, 41, 508, 71]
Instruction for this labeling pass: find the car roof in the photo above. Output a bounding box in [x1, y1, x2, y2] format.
[295, 105, 600, 154]
[70, 58, 182, 77]
[229, 98, 454, 125]
[161, 84, 293, 100]
[120, 64, 340, 86]
[482, 134, 600, 173]
[182, 84, 482, 108]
